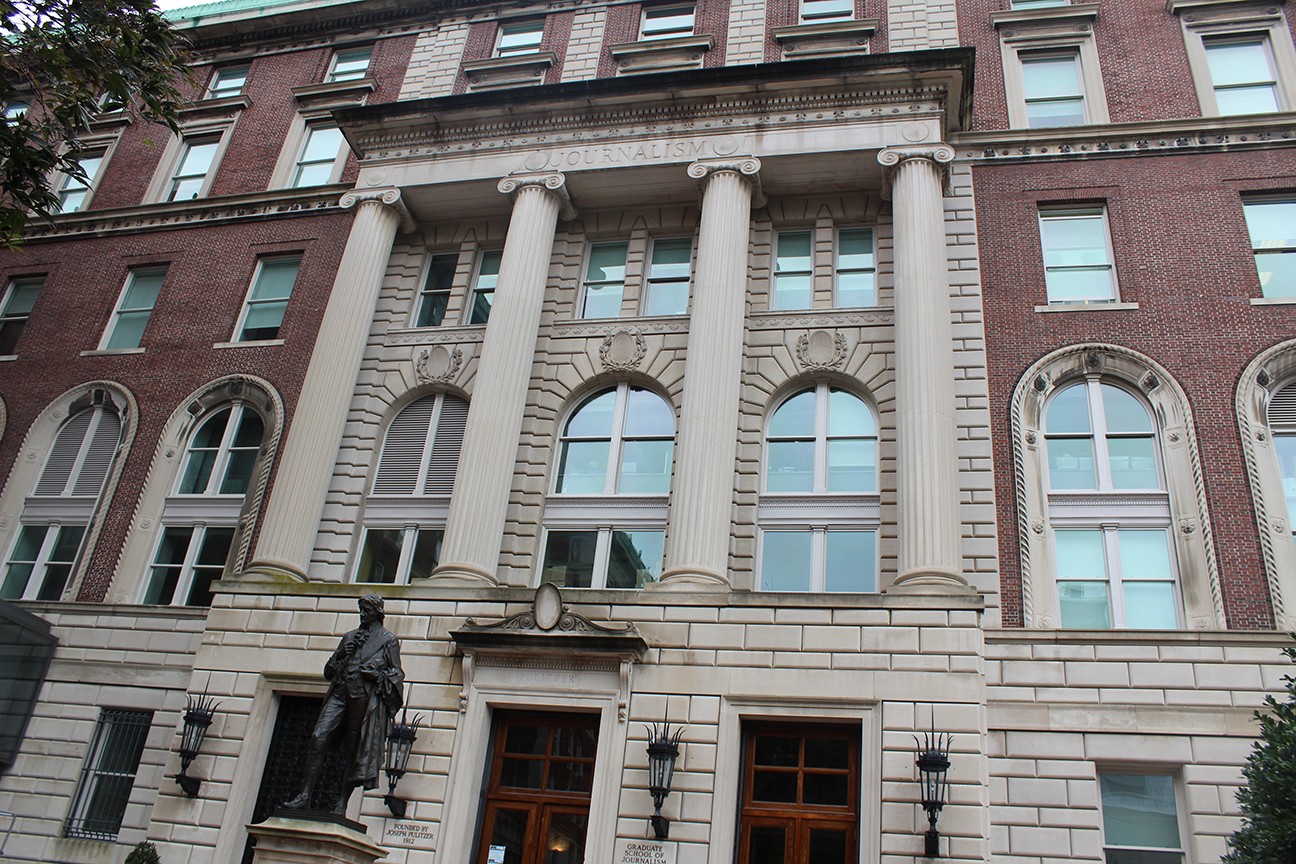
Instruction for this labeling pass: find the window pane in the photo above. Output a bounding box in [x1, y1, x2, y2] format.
[329, 48, 371, 81]
[104, 311, 150, 350]
[1255, 250, 1296, 297]
[761, 532, 812, 591]
[185, 527, 234, 607]
[1105, 851, 1184, 864]
[618, 439, 673, 493]
[407, 529, 444, 582]
[1022, 56, 1082, 100]
[748, 825, 786, 864]
[1206, 40, 1272, 87]
[557, 440, 610, 493]
[498, 21, 544, 54]
[773, 273, 811, 310]
[826, 438, 875, 492]
[1059, 581, 1111, 629]
[566, 390, 616, 437]
[836, 270, 876, 307]
[825, 531, 875, 592]
[804, 774, 849, 806]
[120, 270, 165, 311]
[583, 283, 623, 318]
[1047, 384, 1092, 434]
[4, 280, 40, 316]
[144, 526, 192, 604]
[300, 126, 345, 163]
[541, 531, 598, 588]
[770, 391, 815, 437]
[606, 530, 663, 588]
[1118, 530, 1173, 580]
[1102, 385, 1153, 433]
[1046, 267, 1116, 303]
[828, 389, 873, 436]
[1216, 85, 1280, 115]
[838, 228, 873, 269]
[1041, 215, 1108, 267]
[1276, 433, 1296, 527]
[624, 388, 675, 436]
[807, 828, 849, 864]
[650, 238, 692, 274]
[802, 0, 852, 20]
[766, 440, 814, 492]
[1099, 774, 1181, 850]
[251, 258, 300, 301]
[357, 529, 403, 584]
[1108, 438, 1158, 489]
[804, 736, 851, 768]
[1056, 530, 1106, 580]
[1123, 582, 1178, 630]
[241, 300, 287, 337]
[1027, 97, 1086, 128]
[1047, 438, 1097, 489]
[753, 770, 798, 802]
[1244, 200, 1296, 248]
[644, 279, 688, 316]
[776, 231, 812, 272]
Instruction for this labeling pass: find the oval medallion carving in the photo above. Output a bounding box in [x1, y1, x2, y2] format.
[795, 330, 848, 371]
[534, 582, 564, 630]
[415, 345, 463, 383]
[599, 330, 647, 372]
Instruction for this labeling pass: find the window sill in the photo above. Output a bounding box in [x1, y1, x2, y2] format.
[991, 2, 1099, 29]
[461, 53, 556, 90]
[609, 35, 714, 74]
[1250, 296, 1296, 305]
[213, 339, 285, 349]
[772, 19, 878, 58]
[1034, 301, 1138, 312]
[0, 355, 17, 362]
[80, 347, 146, 357]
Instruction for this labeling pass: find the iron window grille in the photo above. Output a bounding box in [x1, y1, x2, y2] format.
[65, 709, 153, 840]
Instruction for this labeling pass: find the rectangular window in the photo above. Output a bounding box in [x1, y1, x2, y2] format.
[774, 231, 813, 311]
[760, 529, 876, 593]
[327, 47, 372, 82]
[207, 66, 248, 98]
[4, 101, 28, 119]
[1021, 52, 1086, 128]
[0, 276, 41, 355]
[415, 254, 458, 327]
[142, 525, 234, 607]
[356, 527, 443, 584]
[836, 228, 875, 307]
[57, 151, 106, 214]
[496, 20, 545, 56]
[1055, 528, 1178, 630]
[0, 524, 85, 601]
[738, 723, 860, 864]
[1039, 208, 1117, 303]
[582, 242, 628, 318]
[1205, 38, 1279, 115]
[800, 0, 853, 23]
[1244, 199, 1296, 298]
[641, 4, 695, 40]
[468, 250, 502, 325]
[1098, 773, 1185, 863]
[65, 709, 153, 840]
[102, 267, 166, 350]
[644, 238, 691, 316]
[291, 125, 346, 188]
[236, 255, 301, 342]
[166, 135, 222, 202]
[540, 528, 664, 589]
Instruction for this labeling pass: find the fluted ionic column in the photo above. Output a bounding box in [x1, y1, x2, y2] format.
[656, 159, 762, 591]
[247, 188, 411, 581]
[431, 173, 573, 585]
[878, 145, 968, 591]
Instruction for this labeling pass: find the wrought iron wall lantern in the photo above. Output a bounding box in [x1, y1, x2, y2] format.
[384, 708, 423, 818]
[645, 721, 685, 840]
[176, 692, 219, 797]
[914, 728, 952, 858]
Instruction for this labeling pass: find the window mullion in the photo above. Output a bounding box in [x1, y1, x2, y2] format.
[607, 384, 629, 494]
[23, 525, 60, 600]
[173, 525, 206, 606]
[1088, 379, 1114, 490]
[415, 395, 444, 496]
[396, 526, 417, 584]
[814, 383, 829, 494]
[207, 404, 243, 494]
[1104, 526, 1126, 627]
[592, 528, 612, 589]
[810, 528, 827, 592]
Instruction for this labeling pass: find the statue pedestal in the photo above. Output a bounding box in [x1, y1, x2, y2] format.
[248, 815, 386, 864]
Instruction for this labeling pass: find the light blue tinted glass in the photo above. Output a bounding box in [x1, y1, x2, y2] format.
[642, 5, 694, 37]
[1041, 215, 1107, 267]
[566, 391, 616, 437]
[477, 250, 502, 289]
[498, 21, 544, 54]
[761, 532, 812, 591]
[1102, 385, 1153, 433]
[176, 139, 219, 177]
[1244, 201, 1296, 248]
[1123, 582, 1178, 629]
[619, 439, 673, 493]
[1118, 530, 1173, 580]
[1012, 0, 1066, 6]
[1206, 41, 1271, 86]
[773, 274, 811, 310]
[1027, 98, 1086, 128]
[541, 531, 598, 588]
[644, 281, 688, 316]
[1, 526, 46, 599]
[1022, 55, 1081, 99]
[838, 229, 873, 268]
[120, 270, 165, 310]
[1056, 530, 1106, 581]
[1256, 251, 1296, 297]
[607, 530, 664, 588]
[78, 154, 105, 184]
[1108, 438, 1158, 489]
[556, 440, 610, 493]
[251, 258, 300, 301]
[583, 283, 623, 318]
[242, 301, 287, 332]
[210, 67, 247, 96]
[836, 271, 876, 306]
[1047, 385, 1092, 434]
[104, 311, 150, 350]
[169, 177, 205, 201]
[329, 48, 371, 80]
[825, 531, 875, 592]
[776, 232, 812, 272]
[301, 126, 345, 163]
[293, 162, 334, 187]
[1217, 85, 1281, 115]
[1275, 434, 1296, 526]
[5, 280, 40, 315]
[624, 388, 674, 436]
[801, 0, 851, 20]
[587, 243, 627, 283]
[356, 529, 403, 584]
[1046, 267, 1115, 302]
[1099, 774, 1181, 850]
[770, 391, 815, 437]
[766, 440, 814, 492]
[1047, 438, 1096, 489]
[826, 439, 875, 492]
[650, 238, 692, 275]
[828, 389, 873, 436]
[1059, 581, 1111, 629]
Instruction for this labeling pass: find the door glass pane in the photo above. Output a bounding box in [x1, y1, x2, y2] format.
[749, 825, 786, 864]
[554, 723, 597, 758]
[504, 723, 548, 755]
[805, 736, 851, 768]
[804, 772, 848, 806]
[549, 760, 594, 792]
[752, 770, 797, 802]
[500, 758, 544, 789]
[486, 808, 530, 864]
[544, 811, 589, 864]
[754, 735, 800, 766]
[761, 532, 812, 591]
[808, 828, 849, 864]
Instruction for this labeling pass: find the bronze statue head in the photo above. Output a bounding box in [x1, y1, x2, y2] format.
[358, 593, 385, 622]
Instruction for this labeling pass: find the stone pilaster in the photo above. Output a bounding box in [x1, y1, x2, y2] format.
[431, 173, 572, 585]
[878, 145, 969, 592]
[656, 159, 762, 591]
[246, 189, 410, 581]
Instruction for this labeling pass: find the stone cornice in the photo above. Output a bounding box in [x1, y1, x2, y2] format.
[291, 78, 374, 106]
[990, 2, 1100, 29]
[178, 94, 252, 121]
[954, 112, 1296, 163]
[23, 185, 348, 243]
[1166, 0, 1285, 13]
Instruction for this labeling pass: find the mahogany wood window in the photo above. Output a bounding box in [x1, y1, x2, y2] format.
[476, 712, 599, 864]
[738, 723, 860, 864]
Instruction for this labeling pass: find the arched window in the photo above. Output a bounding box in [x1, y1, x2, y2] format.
[1043, 381, 1177, 629]
[1267, 383, 1296, 540]
[2, 400, 123, 601]
[142, 404, 266, 606]
[759, 384, 879, 593]
[541, 384, 674, 589]
[355, 392, 467, 584]
[1014, 346, 1220, 630]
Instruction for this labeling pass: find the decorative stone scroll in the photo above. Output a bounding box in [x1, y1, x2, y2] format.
[687, 157, 765, 207]
[339, 186, 414, 232]
[497, 172, 576, 220]
[795, 330, 848, 372]
[414, 345, 463, 384]
[599, 331, 648, 372]
[877, 144, 956, 198]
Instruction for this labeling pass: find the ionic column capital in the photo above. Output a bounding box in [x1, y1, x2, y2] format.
[877, 144, 956, 198]
[688, 157, 765, 207]
[339, 186, 414, 232]
[497, 172, 576, 220]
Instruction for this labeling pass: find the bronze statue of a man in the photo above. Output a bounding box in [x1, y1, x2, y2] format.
[284, 594, 404, 814]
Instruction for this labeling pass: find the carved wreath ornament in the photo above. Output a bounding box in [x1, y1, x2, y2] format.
[599, 331, 647, 372]
[795, 330, 848, 371]
[415, 345, 463, 384]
